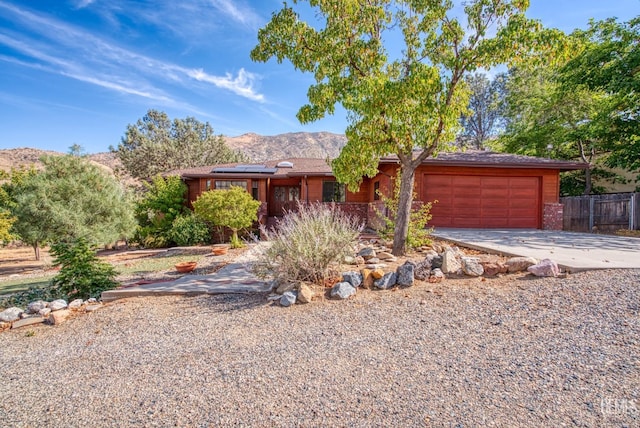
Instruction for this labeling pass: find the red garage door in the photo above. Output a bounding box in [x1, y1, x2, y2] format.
[423, 175, 540, 228]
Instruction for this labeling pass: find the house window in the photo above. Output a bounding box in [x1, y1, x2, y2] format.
[251, 181, 259, 200]
[215, 180, 247, 190]
[373, 181, 380, 200]
[205, 179, 213, 190]
[322, 181, 346, 202]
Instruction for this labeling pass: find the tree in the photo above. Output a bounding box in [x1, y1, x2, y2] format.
[112, 110, 247, 180]
[252, 0, 561, 255]
[193, 186, 261, 248]
[134, 175, 188, 248]
[459, 72, 507, 149]
[559, 17, 640, 181]
[8, 155, 136, 260]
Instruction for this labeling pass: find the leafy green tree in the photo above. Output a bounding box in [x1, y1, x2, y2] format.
[193, 186, 261, 248]
[8, 156, 136, 260]
[559, 17, 640, 182]
[252, 0, 562, 255]
[112, 109, 247, 180]
[134, 175, 188, 248]
[459, 72, 507, 149]
[168, 213, 211, 247]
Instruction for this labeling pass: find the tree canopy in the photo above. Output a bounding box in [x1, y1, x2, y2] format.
[7, 155, 136, 259]
[459, 72, 507, 149]
[112, 109, 247, 180]
[252, 0, 561, 254]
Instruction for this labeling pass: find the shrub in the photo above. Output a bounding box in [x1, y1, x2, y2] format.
[253, 203, 362, 284]
[168, 214, 211, 246]
[193, 186, 261, 248]
[49, 238, 118, 300]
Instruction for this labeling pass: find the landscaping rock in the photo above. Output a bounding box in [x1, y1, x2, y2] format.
[26, 300, 48, 314]
[280, 291, 297, 307]
[481, 262, 508, 277]
[377, 251, 394, 260]
[48, 309, 70, 325]
[374, 272, 397, 290]
[371, 268, 385, 280]
[414, 260, 432, 281]
[426, 253, 443, 269]
[367, 257, 380, 264]
[342, 271, 363, 288]
[38, 308, 52, 317]
[0, 307, 23, 323]
[461, 257, 484, 277]
[354, 256, 365, 265]
[331, 282, 356, 299]
[87, 298, 97, 303]
[297, 283, 314, 304]
[357, 247, 376, 260]
[441, 250, 462, 274]
[344, 256, 357, 265]
[85, 304, 103, 312]
[506, 256, 538, 273]
[429, 268, 444, 283]
[69, 299, 84, 310]
[527, 259, 560, 277]
[396, 263, 415, 287]
[49, 299, 68, 312]
[12, 317, 45, 329]
[361, 269, 374, 289]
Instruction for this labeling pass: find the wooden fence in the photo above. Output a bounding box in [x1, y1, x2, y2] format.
[560, 192, 639, 232]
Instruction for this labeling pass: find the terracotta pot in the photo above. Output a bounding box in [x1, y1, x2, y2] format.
[175, 261, 197, 273]
[212, 246, 228, 256]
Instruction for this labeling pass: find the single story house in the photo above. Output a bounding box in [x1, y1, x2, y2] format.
[173, 151, 585, 230]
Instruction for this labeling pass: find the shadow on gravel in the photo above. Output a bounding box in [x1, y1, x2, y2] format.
[179, 293, 268, 312]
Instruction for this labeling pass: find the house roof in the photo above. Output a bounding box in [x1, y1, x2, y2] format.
[170, 157, 333, 179]
[381, 150, 587, 171]
[170, 151, 586, 179]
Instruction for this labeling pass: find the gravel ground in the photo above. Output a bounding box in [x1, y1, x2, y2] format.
[1, 269, 639, 427]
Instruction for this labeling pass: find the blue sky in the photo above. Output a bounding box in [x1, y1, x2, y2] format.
[0, 0, 637, 154]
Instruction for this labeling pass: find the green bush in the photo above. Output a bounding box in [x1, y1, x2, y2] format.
[253, 203, 362, 284]
[50, 238, 118, 300]
[168, 214, 211, 246]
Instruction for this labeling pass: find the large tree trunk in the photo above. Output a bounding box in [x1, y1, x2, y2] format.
[392, 165, 417, 256]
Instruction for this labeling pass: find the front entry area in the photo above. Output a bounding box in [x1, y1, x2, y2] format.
[269, 185, 300, 216]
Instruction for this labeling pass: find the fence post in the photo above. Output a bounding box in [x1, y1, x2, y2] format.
[631, 193, 636, 230]
[589, 196, 595, 231]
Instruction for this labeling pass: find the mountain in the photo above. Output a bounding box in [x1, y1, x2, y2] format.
[224, 131, 346, 162]
[0, 131, 347, 178]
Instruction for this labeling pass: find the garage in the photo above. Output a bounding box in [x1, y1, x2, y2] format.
[422, 174, 541, 228]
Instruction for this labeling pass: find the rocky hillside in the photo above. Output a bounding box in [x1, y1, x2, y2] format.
[0, 132, 347, 178]
[224, 132, 346, 162]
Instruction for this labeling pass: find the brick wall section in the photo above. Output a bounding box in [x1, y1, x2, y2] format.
[543, 203, 563, 230]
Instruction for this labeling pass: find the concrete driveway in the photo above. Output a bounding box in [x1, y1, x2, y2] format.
[431, 228, 640, 272]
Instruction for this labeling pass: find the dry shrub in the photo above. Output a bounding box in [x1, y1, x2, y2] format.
[253, 203, 362, 284]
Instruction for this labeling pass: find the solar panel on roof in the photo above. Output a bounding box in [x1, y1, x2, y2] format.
[211, 166, 278, 174]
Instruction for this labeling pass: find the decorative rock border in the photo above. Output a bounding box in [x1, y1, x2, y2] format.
[268, 241, 561, 306]
[0, 298, 104, 332]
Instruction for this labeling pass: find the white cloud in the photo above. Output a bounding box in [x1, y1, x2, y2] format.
[0, 1, 266, 103]
[209, 0, 261, 28]
[74, 0, 96, 9]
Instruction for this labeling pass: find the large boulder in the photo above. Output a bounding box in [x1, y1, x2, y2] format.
[425, 253, 443, 269]
[527, 259, 560, 277]
[413, 260, 432, 281]
[481, 262, 508, 277]
[429, 268, 445, 283]
[331, 282, 357, 299]
[396, 263, 415, 287]
[361, 269, 374, 289]
[506, 257, 538, 273]
[374, 272, 397, 290]
[48, 309, 71, 325]
[0, 307, 23, 322]
[461, 257, 484, 277]
[342, 271, 363, 288]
